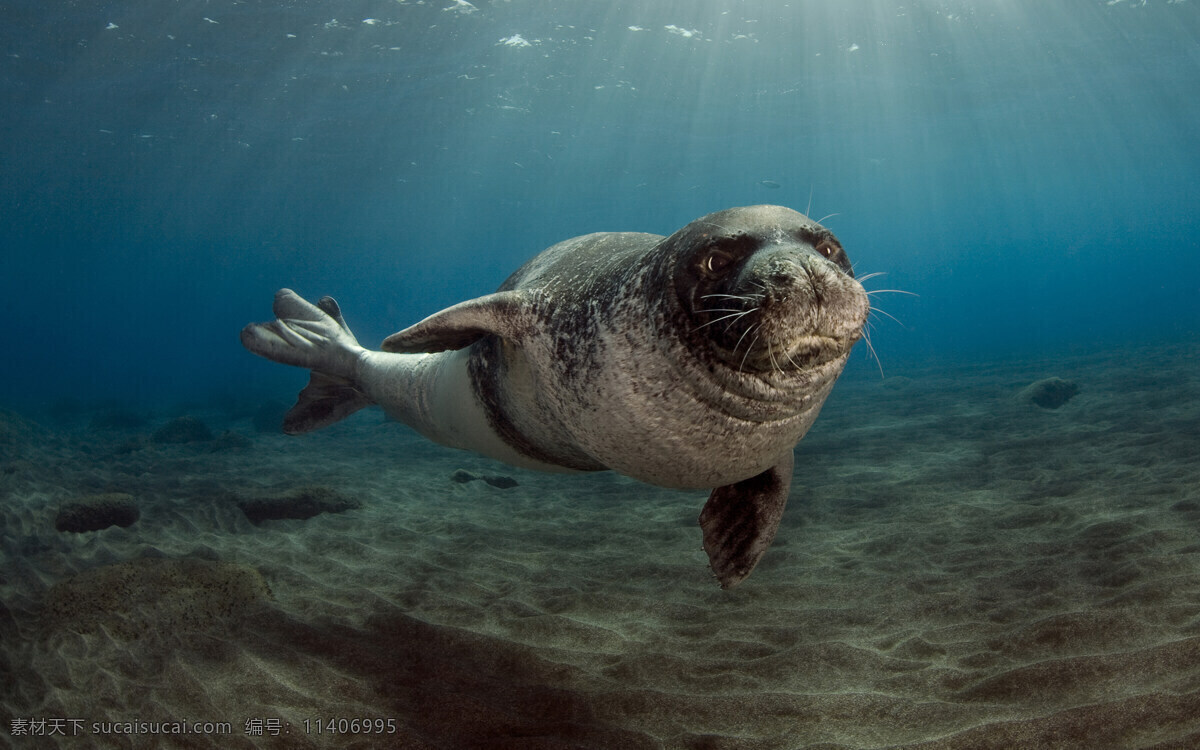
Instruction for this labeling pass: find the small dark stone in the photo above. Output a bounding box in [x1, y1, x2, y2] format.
[55, 493, 140, 533]
[449, 470, 517, 489]
[236, 486, 361, 524]
[152, 416, 214, 444]
[1020, 377, 1080, 409]
[481, 475, 519, 489]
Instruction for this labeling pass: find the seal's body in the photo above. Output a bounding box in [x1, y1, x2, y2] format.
[242, 205, 869, 587]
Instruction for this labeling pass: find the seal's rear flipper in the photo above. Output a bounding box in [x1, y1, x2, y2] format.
[282, 372, 372, 435]
[241, 289, 373, 434]
[699, 451, 794, 588]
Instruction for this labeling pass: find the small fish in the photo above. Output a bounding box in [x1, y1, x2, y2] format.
[759, 180, 782, 189]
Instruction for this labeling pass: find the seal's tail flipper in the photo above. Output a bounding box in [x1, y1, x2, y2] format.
[241, 289, 373, 434]
[699, 451, 794, 588]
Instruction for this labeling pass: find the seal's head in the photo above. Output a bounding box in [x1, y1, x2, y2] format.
[665, 205, 869, 376]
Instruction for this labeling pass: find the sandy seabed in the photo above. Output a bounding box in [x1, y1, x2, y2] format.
[2, 340, 1199, 749]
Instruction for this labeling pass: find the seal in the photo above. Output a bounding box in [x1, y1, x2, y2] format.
[241, 205, 869, 587]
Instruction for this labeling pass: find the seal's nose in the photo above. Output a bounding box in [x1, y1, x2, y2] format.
[744, 245, 834, 306]
[766, 259, 798, 287]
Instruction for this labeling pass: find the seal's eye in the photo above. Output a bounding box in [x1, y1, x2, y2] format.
[701, 250, 734, 277]
[814, 240, 837, 260]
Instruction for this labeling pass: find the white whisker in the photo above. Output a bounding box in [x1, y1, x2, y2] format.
[861, 329, 885, 378]
[695, 310, 754, 331]
[724, 320, 751, 334]
[739, 331, 761, 373]
[868, 306, 907, 328]
[784, 348, 801, 370]
[701, 293, 763, 301]
[858, 270, 915, 332]
[731, 321, 757, 356]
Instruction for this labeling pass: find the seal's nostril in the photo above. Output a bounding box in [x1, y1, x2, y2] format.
[767, 264, 793, 287]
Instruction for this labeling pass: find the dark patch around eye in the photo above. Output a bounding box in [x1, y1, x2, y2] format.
[803, 230, 852, 277]
[697, 247, 730, 278]
[697, 234, 755, 279]
[703, 251, 734, 276]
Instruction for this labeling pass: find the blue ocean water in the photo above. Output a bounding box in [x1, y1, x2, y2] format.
[1, 0, 1197, 409]
[6, 5, 1200, 746]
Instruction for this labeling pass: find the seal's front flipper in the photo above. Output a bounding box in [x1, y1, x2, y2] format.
[381, 290, 532, 353]
[241, 289, 373, 434]
[699, 451, 795, 589]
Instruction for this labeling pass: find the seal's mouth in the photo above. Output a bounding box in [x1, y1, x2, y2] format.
[737, 333, 847, 371]
[693, 255, 868, 375]
[705, 307, 856, 373]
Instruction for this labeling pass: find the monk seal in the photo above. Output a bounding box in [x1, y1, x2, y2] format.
[241, 204, 869, 587]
